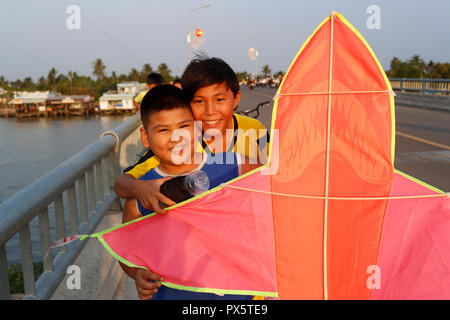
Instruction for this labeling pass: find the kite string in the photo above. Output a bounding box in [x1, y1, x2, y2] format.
[220, 184, 449, 200]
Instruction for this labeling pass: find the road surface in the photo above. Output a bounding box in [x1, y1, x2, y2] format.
[237, 86, 450, 192]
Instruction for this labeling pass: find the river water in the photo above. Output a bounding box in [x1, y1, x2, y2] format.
[0, 115, 132, 264]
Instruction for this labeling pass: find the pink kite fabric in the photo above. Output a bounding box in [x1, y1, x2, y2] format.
[97, 171, 278, 296]
[372, 172, 450, 299]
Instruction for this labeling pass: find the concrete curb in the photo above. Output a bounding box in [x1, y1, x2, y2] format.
[394, 92, 450, 113]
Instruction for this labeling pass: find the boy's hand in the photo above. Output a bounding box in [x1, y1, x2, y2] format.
[133, 177, 176, 214]
[135, 269, 164, 300]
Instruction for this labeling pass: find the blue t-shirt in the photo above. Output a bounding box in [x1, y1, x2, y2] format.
[137, 152, 241, 216]
[136, 152, 252, 300]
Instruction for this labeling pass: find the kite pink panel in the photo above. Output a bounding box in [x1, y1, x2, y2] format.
[371, 172, 450, 299]
[100, 170, 277, 294]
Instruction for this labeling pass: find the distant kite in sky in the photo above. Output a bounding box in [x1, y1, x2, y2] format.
[78, 12, 449, 299]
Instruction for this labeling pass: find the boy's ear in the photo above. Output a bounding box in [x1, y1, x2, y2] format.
[140, 127, 150, 149]
[233, 91, 241, 110]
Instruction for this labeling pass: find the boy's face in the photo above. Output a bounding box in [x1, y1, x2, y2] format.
[190, 82, 241, 136]
[140, 107, 196, 165]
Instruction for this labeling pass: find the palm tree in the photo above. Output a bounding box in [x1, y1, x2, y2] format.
[92, 58, 106, 81]
[111, 71, 118, 82]
[23, 77, 34, 89]
[13, 79, 24, 89]
[141, 63, 152, 77]
[408, 55, 425, 78]
[68, 71, 74, 94]
[47, 68, 57, 91]
[261, 65, 271, 78]
[37, 76, 47, 90]
[157, 63, 173, 82]
[128, 68, 139, 81]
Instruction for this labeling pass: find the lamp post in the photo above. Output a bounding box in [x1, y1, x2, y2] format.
[188, 3, 211, 63]
[244, 35, 259, 82]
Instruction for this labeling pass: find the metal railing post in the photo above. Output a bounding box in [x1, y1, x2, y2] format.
[19, 224, 36, 297]
[38, 207, 53, 273]
[95, 160, 104, 203]
[78, 174, 89, 225]
[54, 195, 66, 254]
[103, 157, 110, 196]
[0, 245, 10, 300]
[87, 167, 97, 214]
[68, 184, 79, 235]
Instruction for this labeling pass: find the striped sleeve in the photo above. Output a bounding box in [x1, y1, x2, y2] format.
[123, 149, 160, 179]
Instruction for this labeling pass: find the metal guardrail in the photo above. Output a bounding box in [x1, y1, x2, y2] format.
[0, 114, 143, 300]
[390, 78, 450, 95]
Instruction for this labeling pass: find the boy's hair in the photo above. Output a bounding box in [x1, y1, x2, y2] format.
[140, 84, 191, 130]
[181, 57, 240, 102]
[146, 72, 163, 86]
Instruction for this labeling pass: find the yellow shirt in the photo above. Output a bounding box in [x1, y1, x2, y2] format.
[123, 113, 269, 179]
[134, 90, 149, 104]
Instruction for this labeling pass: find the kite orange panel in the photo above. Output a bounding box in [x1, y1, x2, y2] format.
[271, 12, 394, 299]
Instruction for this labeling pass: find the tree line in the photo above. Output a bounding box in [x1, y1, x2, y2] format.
[0, 60, 283, 100]
[0, 59, 175, 99]
[386, 55, 449, 79]
[1, 56, 448, 100]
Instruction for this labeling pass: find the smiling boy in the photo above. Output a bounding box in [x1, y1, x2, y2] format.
[114, 57, 269, 213]
[120, 84, 259, 300]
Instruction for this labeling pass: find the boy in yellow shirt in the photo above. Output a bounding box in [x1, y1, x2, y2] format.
[114, 57, 269, 214]
[133, 72, 163, 111]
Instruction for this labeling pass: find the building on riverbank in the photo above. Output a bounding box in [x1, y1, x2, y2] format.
[5, 91, 95, 118]
[98, 82, 143, 115]
[9, 91, 57, 118]
[46, 95, 95, 116]
[2, 81, 148, 118]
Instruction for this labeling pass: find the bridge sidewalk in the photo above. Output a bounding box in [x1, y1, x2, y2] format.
[50, 208, 139, 300]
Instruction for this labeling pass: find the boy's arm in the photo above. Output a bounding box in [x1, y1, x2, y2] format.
[119, 199, 164, 300]
[114, 173, 176, 214]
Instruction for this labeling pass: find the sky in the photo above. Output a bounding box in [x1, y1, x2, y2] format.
[0, 0, 449, 81]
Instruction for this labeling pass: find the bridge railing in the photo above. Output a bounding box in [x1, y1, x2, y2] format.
[390, 78, 450, 95]
[0, 114, 144, 300]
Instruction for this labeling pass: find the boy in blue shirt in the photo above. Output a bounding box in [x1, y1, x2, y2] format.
[114, 58, 268, 215]
[119, 84, 259, 300]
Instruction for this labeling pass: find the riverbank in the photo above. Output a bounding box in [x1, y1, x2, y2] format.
[0, 107, 137, 118]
